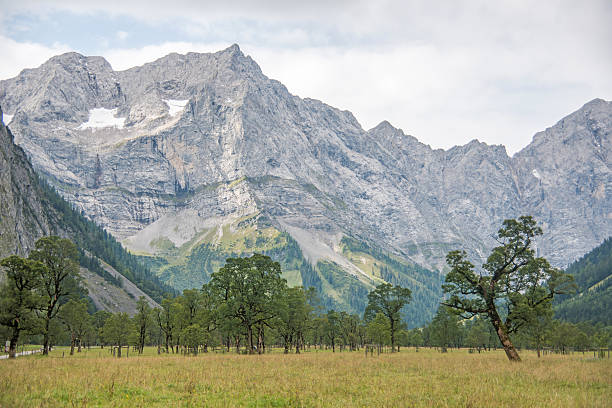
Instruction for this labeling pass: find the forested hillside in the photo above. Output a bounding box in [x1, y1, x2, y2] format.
[135, 215, 443, 327]
[555, 237, 612, 325]
[39, 180, 175, 302]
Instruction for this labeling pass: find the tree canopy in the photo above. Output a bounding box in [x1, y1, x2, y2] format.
[208, 253, 287, 354]
[0, 256, 44, 358]
[442, 216, 575, 361]
[364, 282, 411, 352]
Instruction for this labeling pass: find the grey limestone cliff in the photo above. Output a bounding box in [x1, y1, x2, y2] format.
[0, 107, 53, 256]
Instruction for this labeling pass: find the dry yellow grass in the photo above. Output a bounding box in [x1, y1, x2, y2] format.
[0, 347, 610, 407]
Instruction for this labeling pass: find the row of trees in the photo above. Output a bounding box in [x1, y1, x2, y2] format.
[1, 217, 606, 363]
[416, 305, 612, 355]
[1, 243, 415, 357]
[95, 255, 412, 356]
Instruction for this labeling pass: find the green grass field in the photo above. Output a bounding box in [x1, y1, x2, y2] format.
[0, 347, 610, 407]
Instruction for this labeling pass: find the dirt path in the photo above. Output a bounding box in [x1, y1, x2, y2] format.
[0, 349, 41, 359]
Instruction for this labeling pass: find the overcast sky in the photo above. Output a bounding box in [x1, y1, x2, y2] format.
[0, 0, 610, 155]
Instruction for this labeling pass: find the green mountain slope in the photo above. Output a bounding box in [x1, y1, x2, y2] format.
[555, 237, 612, 325]
[131, 213, 443, 327]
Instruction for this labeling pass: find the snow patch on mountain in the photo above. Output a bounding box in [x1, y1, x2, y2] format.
[532, 169, 541, 179]
[78, 108, 125, 130]
[2, 113, 13, 125]
[164, 99, 189, 117]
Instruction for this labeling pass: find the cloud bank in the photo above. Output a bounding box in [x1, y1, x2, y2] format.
[0, 0, 610, 154]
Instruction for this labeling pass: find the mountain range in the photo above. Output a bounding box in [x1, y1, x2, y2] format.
[0, 44, 609, 324]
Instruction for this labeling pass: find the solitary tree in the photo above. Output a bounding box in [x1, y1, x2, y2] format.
[520, 312, 553, 358]
[428, 305, 462, 351]
[465, 317, 489, 353]
[29, 236, 81, 355]
[339, 312, 361, 352]
[0, 256, 44, 358]
[366, 312, 391, 350]
[275, 286, 313, 354]
[407, 328, 424, 350]
[324, 310, 340, 352]
[181, 324, 205, 355]
[442, 216, 574, 361]
[364, 283, 411, 352]
[155, 298, 176, 353]
[92, 310, 112, 347]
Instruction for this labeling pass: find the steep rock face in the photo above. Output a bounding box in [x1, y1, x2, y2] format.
[0, 45, 609, 305]
[0, 107, 53, 256]
[513, 99, 612, 263]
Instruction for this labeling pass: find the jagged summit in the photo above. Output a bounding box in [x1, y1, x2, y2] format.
[517, 97, 612, 155]
[369, 120, 396, 132]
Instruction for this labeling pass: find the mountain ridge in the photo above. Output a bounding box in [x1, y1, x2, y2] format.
[1, 45, 609, 320]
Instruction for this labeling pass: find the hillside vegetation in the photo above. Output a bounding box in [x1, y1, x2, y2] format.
[555, 237, 612, 325]
[38, 179, 174, 303]
[134, 214, 442, 327]
[0, 110, 173, 307]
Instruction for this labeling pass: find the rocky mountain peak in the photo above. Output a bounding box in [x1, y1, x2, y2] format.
[523, 98, 612, 151]
[45, 52, 113, 71]
[369, 120, 397, 135]
[0, 47, 609, 300]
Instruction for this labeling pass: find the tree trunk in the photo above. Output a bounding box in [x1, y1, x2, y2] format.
[42, 317, 51, 355]
[70, 333, 75, 355]
[247, 325, 254, 354]
[8, 328, 19, 359]
[390, 319, 396, 353]
[257, 327, 263, 355]
[262, 334, 266, 354]
[489, 312, 521, 362]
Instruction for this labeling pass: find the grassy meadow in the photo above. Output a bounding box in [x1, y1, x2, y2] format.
[0, 347, 610, 407]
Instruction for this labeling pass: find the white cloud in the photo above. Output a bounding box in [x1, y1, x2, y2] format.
[0, 0, 610, 154]
[0, 35, 71, 79]
[116, 30, 129, 40]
